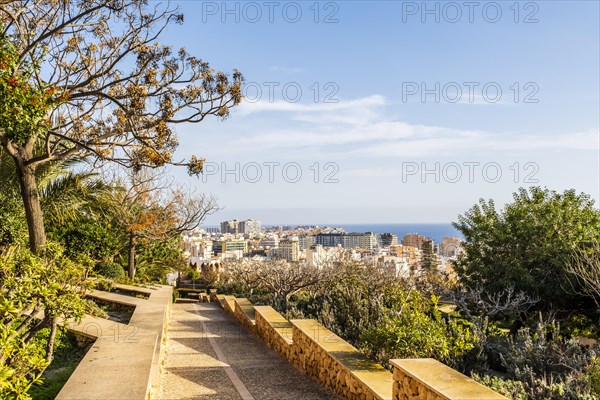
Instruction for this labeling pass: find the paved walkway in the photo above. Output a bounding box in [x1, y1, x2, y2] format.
[157, 302, 340, 400]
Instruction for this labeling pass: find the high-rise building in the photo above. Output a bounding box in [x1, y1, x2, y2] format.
[420, 239, 440, 270]
[390, 245, 420, 265]
[315, 233, 344, 247]
[196, 240, 213, 259]
[401, 233, 429, 249]
[298, 235, 316, 250]
[240, 219, 262, 234]
[212, 239, 247, 255]
[342, 232, 377, 251]
[380, 233, 398, 247]
[261, 235, 279, 249]
[316, 232, 376, 250]
[220, 220, 240, 234]
[278, 237, 300, 261]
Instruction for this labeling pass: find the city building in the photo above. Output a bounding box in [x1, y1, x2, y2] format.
[221, 219, 240, 234]
[261, 235, 279, 249]
[212, 239, 247, 255]
[315, 232, 377, 251]
[195, 240, 213, 260]
[298, 235, 316, 250]
[315, 233, 344, 247]
[278, 237, 300, 261]
[342, 232, 377, 251]
[240, 219, 262, 235]
[390, 245, 421, 266]
[401, 233, 429, 249]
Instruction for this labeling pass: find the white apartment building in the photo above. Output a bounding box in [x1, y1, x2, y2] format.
[342, 232, 377, 251]
[261, 235, 279, 249]
[240, 219, 262, 235]
[278, 237, 300, 262]
[221, 219, 240, 234]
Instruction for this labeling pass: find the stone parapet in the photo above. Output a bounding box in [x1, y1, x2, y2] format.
[56, 284, 172, 400]
[290, 319, 393, 400]
[390, 359, 507, 400]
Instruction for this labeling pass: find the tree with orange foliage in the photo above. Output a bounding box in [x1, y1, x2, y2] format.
[108, 168, 218, 279]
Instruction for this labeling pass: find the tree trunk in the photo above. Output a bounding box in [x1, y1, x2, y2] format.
[128, 232, 137, 280]
[15, 163, 46, 253]
[45, 317, 58, 363]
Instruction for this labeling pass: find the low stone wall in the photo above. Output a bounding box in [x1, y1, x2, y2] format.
[254, 305, 293, 360]
[391, 359, 506, 400]
[290, 319, 393, 400]
[214, 294, 505, 400]
[57, 284, 172, 400]
[222, 295, 236, 315]
[233, 298, 256, 334]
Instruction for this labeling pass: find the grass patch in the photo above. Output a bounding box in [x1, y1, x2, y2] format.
[28, 329, 92, 400]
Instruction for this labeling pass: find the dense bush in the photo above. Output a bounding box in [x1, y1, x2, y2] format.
[0, 244, 89, 399]
[472, 373, 527, 400]
[27, 328, 91, 400]
[132, 238, 186, 284]
[94, 261, 126, 279]
[360, 293, 478, 367]
[474, 333, 599, 400]
[49, 219, 123, 265]
[499, 319, 598, 399]
[0, 193, 26, 247]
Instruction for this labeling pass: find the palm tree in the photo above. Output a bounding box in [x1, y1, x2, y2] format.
[0, 148, 112, 245]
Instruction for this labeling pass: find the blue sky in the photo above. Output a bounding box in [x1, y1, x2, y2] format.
[160, 1, 599, 225]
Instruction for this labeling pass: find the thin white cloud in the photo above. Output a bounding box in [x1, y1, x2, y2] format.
[350, 129, 599, 158]
[212, 95, 599, 159]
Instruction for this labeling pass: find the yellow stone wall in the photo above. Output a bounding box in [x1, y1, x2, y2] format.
[212, 294, 506, 400]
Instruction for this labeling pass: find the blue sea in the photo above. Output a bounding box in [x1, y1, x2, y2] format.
[204, 223, 462, 244]
[330, 224, 462, 244]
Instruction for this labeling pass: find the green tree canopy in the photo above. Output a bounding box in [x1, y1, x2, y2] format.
[453, 187, 600, 316]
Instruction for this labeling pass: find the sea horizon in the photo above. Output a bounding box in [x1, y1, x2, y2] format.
[204, 223, 462, 244]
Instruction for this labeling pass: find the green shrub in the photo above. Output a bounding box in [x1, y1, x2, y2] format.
[588, 356, 600, 397]
[28, 328, 89, 400]
[94, 277, 114, 292]
[0, 244, 89, 399]
[471, 373, 527, 400]
[83, 299, 108, 319]
[360, 292, 479, 367]
[94, 262, 125, 279]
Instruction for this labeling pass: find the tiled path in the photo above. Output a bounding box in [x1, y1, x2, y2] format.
[157, 302, 340, 400]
